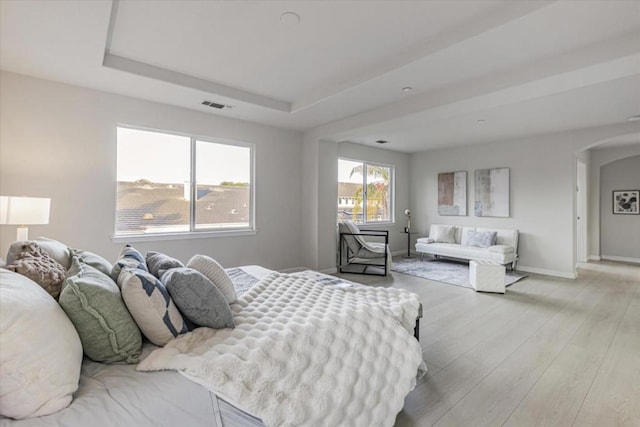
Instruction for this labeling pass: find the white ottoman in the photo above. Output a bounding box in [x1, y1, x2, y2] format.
[469, 260, 506, 293]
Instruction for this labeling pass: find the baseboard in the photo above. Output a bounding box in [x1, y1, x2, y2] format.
[517, 265, 576, 279]
[601, 255, 640, 264]
[588, 255, 602, 261]
[320, 267, 338, 274]
[391, 250, 410, 257]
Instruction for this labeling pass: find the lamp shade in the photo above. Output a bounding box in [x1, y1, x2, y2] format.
[0, 196, 50, 225]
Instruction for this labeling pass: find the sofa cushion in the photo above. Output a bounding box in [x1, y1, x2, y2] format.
[111, 244, 147, 282]
[60, 257, 142, 364]
[430, 225, 456, 243]
[187, 255, 237, 304]
[119, 268, 189, 346]
[5, 242, 66, 299]
[463, 230, 497, 248]
[0, 270, 83, 419]
[162, 267, 235, 329]
[489, 245, 515, 254]
[146, 251, 184, 278]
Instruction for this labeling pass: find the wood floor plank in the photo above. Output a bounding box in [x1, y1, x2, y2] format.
[337, 260, 640, 427]
[503, 268, 636, 427]
[572, 266, 640, 427]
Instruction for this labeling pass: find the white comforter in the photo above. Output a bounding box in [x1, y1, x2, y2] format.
[138, 272, 424, 427]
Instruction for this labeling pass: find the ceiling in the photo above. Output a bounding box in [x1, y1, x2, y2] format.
[1, 0, 639, 153]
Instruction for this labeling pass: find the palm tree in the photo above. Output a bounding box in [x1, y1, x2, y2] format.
[349, 164, 390, 222]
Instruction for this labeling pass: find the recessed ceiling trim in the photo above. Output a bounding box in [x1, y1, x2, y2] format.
[103, 0, 290, 113]
[103, 53, 291, 112]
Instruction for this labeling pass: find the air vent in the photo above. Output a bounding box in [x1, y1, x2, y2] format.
[376, 140, 389, 144]
[202, 100, 227, 109]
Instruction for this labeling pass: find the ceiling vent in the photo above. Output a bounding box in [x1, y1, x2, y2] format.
[202, 100, 227, 109]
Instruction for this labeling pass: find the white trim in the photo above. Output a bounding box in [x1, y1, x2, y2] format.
[391, 250, 408, 257]
[601, 255, 640, 264]
[588, 255, 602, 261]
[112, 229, 257, 243]
[517, 265, 576, 279]
[320, 267, 338, 274]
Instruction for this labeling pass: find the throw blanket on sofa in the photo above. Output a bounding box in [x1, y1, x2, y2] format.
[138, 272, 424, 427]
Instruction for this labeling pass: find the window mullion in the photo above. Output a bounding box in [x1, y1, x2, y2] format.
[362, 163, 367, 224]
[190, 138, 196, 232]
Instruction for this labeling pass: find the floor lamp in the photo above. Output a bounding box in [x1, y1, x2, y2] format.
[0, 196, 51, 240]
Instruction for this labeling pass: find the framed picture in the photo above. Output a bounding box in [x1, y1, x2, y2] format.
[474, 167, 510, 217]
[612, 190, 639, 214]
[438, 171, 467, 216]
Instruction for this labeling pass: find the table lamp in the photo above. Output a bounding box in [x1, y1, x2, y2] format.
[0, 196, 51, 240]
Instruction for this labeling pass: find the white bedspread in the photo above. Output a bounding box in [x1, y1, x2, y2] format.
[138, 272, 424, 427]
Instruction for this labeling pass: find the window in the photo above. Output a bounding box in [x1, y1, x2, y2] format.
[338, 158, 393, 224]
[116, 126, 254, 237]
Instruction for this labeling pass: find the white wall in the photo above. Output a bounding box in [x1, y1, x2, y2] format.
[599, 154, 640, 262]
[0, 71, 304, 269]
[587, 144, 640, 260]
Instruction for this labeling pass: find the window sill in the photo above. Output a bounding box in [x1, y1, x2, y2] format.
[111, 229, 257, 243]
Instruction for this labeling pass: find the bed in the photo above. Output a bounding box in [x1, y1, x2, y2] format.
[1, 265, 423, 427]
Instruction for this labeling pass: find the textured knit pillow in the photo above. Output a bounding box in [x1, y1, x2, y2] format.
[0, 270, 83, 420]
[187, 254, 237, 304]
[119, 268, 189, 346]
[71, 248, 113, 277]
[463, 230, 497, 248]
[162, 267, 235, 329]
[7, 238, 72, 269]
[430, 225, 456, 243]
[111, 244, 147, 282]
[60, 257, 142, 364]
[146, 251, 184, 279]
[6, 242, 66, 299]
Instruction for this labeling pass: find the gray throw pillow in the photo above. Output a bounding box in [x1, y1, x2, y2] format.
[72, 248, 113, 277]
[463, 230, 497, 248]
[146, 251, 184, 278]
[60, 257, 142, 364]
[111, 244, 147, 282]
[161, 267, 235, 329]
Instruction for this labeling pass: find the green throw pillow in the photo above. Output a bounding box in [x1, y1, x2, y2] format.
[59, 257, 142, 364]
[71, 248, 113, 277]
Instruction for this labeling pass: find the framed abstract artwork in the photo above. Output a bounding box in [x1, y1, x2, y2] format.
[474, 167, 510, 217]
[612, 190, 639, 214]
[438, 171, 467, 216]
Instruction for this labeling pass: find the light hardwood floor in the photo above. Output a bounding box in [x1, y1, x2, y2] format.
[336, 260, 640, 427]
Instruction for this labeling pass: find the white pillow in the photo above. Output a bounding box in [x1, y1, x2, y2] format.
[119, 268, 189, 346]
[430, 225, 456, 243]
[187, 255, 237, 304]
[0, 270, 82, 419]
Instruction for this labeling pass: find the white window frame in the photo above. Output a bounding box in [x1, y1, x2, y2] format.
[113, 125, 256, 243]
[338, 157, 395, 225]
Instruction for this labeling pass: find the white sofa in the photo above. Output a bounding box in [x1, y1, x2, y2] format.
[415, 224, 519, 269]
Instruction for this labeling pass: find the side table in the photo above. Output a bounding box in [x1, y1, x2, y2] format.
[401, 230, 418, 257]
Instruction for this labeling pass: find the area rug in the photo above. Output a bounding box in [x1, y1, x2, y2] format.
[391, 258, 527, 289]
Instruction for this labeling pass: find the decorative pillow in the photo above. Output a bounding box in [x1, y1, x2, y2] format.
[430, 225, 456, 243]
[60, 257, 142, 364]
[72, 248, 113, 277]
[119, 268, 189, 346]
[146, 251, 184, 279]
[489, 245, 515, 254]
[187, 254, 237, 304]
[6, 242, 66, 299]
[161, 267, 235, 329]
[463, 230, 497, 248]
[111, 244, 147, 282]
[5, 237, 71, 269]
[0, 270, 83, 419]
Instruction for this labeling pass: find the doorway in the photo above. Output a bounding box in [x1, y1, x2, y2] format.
[576, 159, 588, 264]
